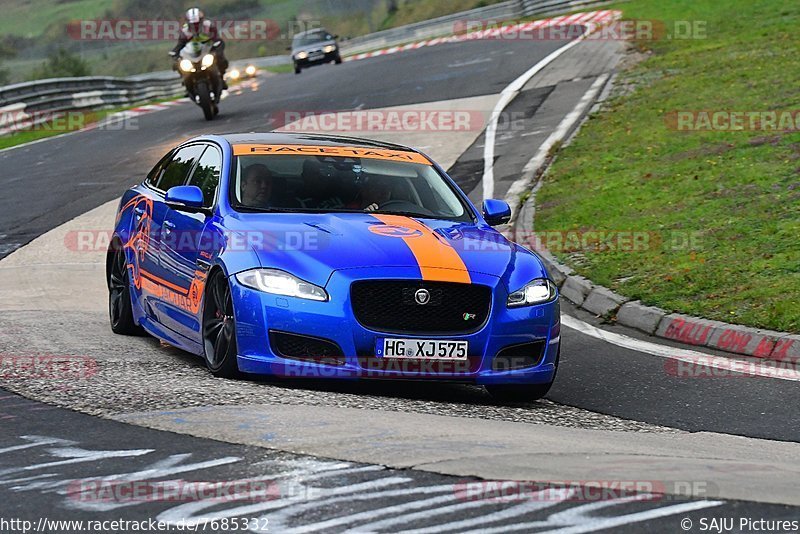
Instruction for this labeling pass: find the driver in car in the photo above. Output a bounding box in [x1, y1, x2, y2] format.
[360, 176, 392, 212]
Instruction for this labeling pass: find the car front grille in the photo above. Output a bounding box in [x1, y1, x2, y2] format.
[350, 280, 491, 334]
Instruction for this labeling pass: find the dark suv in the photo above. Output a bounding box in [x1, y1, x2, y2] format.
[290, 29, 342, 74]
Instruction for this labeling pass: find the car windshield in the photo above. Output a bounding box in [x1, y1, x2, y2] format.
[292, 30, 332, 47]
[230, 152, 471, 221]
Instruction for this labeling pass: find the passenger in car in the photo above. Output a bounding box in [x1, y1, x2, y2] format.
[240, 164, 273, 208]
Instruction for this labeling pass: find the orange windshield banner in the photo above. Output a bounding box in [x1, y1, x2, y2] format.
[232, 144, 432, 165]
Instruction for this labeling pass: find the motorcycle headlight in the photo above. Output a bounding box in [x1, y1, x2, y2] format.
[507, 279, 557, 307]
[295, 51, 308, 60]
[323, 45, 336, 53]
[235, 269, 328, 301]
[179, 59, 194, 72]
[201, 54, 215, 68]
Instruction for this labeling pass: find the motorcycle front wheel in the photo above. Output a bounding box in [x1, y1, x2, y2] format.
[196, 80, 215, 121]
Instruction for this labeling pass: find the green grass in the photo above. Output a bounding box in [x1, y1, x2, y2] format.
[261, 63, 293, 74]
[534, 0, 800, 332]
[0, 0, 110, 38]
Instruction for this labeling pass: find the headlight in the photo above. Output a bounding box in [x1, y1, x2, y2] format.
[236, 269, 328, 301]
[323, 45, 336, 53]
[179, 59, 194, 72]
[507, 279, 557, 307]
[245, 65, 256, 76]
[295, 51, 308, 60]
[229, 69, 240, 79]
[201, 54, 215, 68]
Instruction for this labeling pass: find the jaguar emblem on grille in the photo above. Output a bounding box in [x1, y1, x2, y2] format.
[414, 289, 431, 305]
[463, 313, 476, 321]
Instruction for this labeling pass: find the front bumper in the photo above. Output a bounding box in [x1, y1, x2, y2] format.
[294, 50, 339, 67]
[232, 267, 560, 385]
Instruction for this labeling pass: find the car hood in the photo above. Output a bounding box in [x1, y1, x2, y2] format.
[224, 212, 547, 289]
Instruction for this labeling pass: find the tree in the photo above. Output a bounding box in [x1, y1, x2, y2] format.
[31, 47, 91, 80]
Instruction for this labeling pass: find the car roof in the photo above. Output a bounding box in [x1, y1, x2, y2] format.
[208, 132, 420, 154]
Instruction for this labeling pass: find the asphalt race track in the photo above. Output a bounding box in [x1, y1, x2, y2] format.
[1, 28, 799, 532]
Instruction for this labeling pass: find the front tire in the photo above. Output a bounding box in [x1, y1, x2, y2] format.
[202, 270, 240, 378]
[334, 54, 342, 64]
[294, 64, 302, 74]
[108, 246, 143, 336]
[486, 347, 560, 403]
[196, 80, 214, 121]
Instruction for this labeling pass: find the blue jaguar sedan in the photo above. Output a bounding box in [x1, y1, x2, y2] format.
[107, 133, 560, 401]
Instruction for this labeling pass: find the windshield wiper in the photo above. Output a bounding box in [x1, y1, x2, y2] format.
[369, 210, 437, 219]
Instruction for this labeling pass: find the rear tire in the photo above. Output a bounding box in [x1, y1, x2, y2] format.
[196, 80, 214, 121]
[202, 270, 241, 379]
[108, 245, 144, 336]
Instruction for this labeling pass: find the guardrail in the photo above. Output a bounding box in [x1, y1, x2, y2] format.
[0, 71, 184, 132]
[518, 0, 618, 17]
[338, 1, 519, 56]
[0, 0, 618, 134]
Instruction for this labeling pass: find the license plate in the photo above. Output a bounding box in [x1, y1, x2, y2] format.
[377, 339, 468, 360]
[308, 52, 324, 60]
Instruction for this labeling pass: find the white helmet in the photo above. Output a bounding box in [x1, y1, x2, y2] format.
[185, 7, 204, 24]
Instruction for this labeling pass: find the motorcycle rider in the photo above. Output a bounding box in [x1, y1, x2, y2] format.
[170, 7, 229, 89]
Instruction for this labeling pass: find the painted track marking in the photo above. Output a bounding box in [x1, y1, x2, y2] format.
[482, 20, 609, 200]
[562, 314, 800, 382]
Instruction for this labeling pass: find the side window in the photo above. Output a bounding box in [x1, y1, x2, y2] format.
[187, 146, 222, 206]
[145, 151, 173, 188]
[156, 145, 205, 192]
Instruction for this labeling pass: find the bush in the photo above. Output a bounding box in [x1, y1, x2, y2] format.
[0, 64, 8, 86]
[30, 47, 91, 80]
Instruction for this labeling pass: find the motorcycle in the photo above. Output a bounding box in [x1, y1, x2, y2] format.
[171, 40, 224, 121]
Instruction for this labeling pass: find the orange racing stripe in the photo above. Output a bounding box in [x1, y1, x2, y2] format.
[138, 267, 188, 294]
[371, 215, 471, 284]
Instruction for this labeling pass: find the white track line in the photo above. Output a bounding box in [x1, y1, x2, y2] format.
[562, 314, 800, 382]
[503, 73, 608, 213]
[482, 23, 597, 200]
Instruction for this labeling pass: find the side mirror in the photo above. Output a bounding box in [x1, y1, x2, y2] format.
[165, 185, 206, 212]
[285, 45, 292, 51]
[333, 34, 339, 39]
[482, 199, 511, 226]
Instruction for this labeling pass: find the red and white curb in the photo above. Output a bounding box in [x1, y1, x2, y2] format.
[345, 10, 622, 62]
[126, 100, 185, 116]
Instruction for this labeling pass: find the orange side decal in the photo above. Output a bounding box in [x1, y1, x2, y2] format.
[137, 267, 205, 314]
[371, 215, 471, 284]
[140, 269, 187, 294]
[232, 144, 432, 165]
